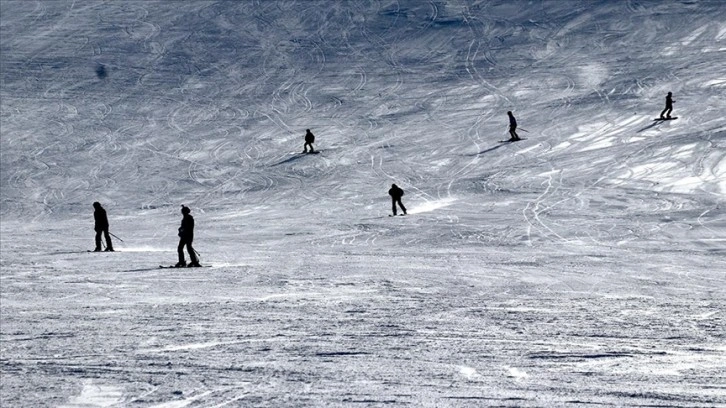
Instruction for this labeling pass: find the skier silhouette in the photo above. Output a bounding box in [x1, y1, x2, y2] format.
[92, 202, 114, 252]
[176, 205, 201, 267]
[507, 111, 520, 141]
[659, 92, 675, 119]
[95, 63, 107, 79]
[303, 129, 315, 153]
[388, 184, 407, 216]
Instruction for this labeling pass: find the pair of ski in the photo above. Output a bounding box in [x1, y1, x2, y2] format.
[85, 250, 209, 269]
[654, 117, 678, 121]
[159, 264, 210, 268]
[498, 138, 526, 143]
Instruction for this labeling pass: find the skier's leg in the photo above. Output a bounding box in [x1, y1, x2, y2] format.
[510, 126, 520, 140]
[391, 198, 397, 215]
[187, 242, 199, 264]
[660, 108, 668, 119]
[103, 229, 113, 251]
[666, 107, 672, 118]
[177, 239, 186, 266]
[398, 199, 407, 215]
[94, 230, 102, 251]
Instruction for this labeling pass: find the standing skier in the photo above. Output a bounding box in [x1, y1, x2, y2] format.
[176, 205, 201, 267]
[92, 202, 114, 252]
[303, 129, 315, 153]
[507, 111, 520, 141]
[659, 92, 675, 119]
[388, 183, 407, 216]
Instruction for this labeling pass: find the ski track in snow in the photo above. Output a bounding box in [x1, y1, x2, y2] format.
[1, 0, 725, 406]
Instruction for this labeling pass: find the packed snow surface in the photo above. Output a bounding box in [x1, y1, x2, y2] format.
[1, 0, 725, 406]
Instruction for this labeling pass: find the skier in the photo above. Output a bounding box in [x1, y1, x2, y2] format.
[176, 205, 201, 267]
[659, 92, 675, 119]
[507, 111, 520, 141]
[388, 183, 407, 216]
[303, 129, 315, 153]
[92, 202, 114, 252]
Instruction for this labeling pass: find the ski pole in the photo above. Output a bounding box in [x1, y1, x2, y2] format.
[109, 232, 124, 242]
[506, 125, 529, 132]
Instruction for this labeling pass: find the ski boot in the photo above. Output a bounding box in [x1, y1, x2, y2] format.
[174, 261, 187, 268]
[187, 261, 202, 268]
[104, 247, 114, 252]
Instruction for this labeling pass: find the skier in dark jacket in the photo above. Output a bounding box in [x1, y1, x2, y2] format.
[507, 111, 520, 141]
[93, 202, 114, 252]
[660, 92, 675, 119]
[303, 129, 315, 153]
[388, 184, 407, 216]
[176, 205, 201, 267]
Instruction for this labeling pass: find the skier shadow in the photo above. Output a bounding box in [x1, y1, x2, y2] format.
[465, 144, 507, 156]
[123, 266, 162, 272]
[637, 121, 663, 133]
[271, 153, 310, 167]
[50, 250, 93, 255]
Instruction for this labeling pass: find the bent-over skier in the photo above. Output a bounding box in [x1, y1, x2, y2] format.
[388, 184, 407, 216]
[93, 202, 114, 252]
[176, 205, 201, 267]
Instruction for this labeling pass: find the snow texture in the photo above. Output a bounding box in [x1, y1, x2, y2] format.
[1, 0, 725, 406]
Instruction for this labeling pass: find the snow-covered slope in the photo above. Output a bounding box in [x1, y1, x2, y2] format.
[1, 1, 725, 406]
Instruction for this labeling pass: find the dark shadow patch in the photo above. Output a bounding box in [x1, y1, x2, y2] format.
[433, 18, 465, 27]
[379, 8, 408, 18]
[271, 154, 305, 166]
[528, 352, 633, 360]
[637, 121, 662, 133]
[445, 396, 528, 401]
[315, 351, 371, 357]
[465, 144, 507, 156]
[271, 151, 321, 166]
[343, 398, 398, 404]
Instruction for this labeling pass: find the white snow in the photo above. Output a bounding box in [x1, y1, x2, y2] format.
[59, 380, 124, 408]
[1, 0, 725, 406]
